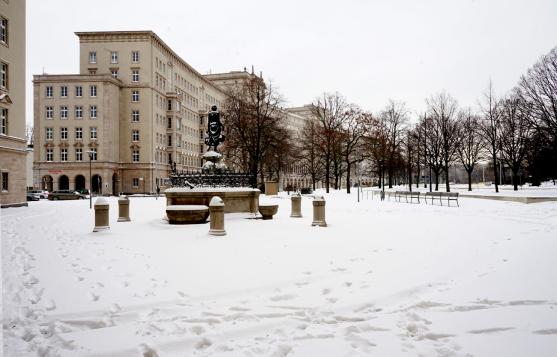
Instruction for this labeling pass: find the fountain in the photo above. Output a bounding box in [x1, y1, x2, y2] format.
[164, 106, 260, 220]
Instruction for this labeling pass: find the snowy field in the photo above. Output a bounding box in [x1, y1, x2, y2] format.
[2, 191, 557, 356]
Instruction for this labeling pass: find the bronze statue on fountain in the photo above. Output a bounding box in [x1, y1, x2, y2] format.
[205, 105, 225, 151]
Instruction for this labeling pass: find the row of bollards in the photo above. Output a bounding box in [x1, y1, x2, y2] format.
[289, 193, 326, 226]
[93, 193, 327, 234]
[93, 195, 131, 232]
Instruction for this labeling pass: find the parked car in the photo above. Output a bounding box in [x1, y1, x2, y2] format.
[26, 192, 41, 201]
[47, 190, 87, 200]
[28, 189, 49, 199]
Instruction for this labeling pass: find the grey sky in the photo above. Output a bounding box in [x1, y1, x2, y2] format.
[26, 0, 557, 123]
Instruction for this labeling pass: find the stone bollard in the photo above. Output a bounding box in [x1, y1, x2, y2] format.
[93, 197, 110, 232]
[117, 195, 131, 222]
[311, 195, 327, 227]
[209, 196, 226, 236]
[290, 193, 302, 218]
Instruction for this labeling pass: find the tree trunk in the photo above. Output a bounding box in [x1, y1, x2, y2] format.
[346, 163, 352, 194]
[388, 167, 393, 188]
[434, 171, 439, 191]
[467, 170, 472, 191]
[445, 166, 450, 192]
[408, 163, 413, 192]
[492, 151, 499, 193]
[325, 159, 330, 193]
[512, 168, 519, 191]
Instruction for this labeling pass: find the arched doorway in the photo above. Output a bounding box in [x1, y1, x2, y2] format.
[75, 175, 86, 192]
[92, 174, 102, 194]
[59, 175, 69, 190]
[112, 173, 118, 196]
[42, 175, 53, 191]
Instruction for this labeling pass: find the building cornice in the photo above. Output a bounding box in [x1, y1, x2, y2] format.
[74, 31, 225, 96]
[33, 74, 122, 86]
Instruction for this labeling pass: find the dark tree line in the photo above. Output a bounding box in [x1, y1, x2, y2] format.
[220, 47, 557, 192]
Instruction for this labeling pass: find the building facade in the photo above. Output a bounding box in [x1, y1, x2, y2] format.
[34, 31, 226, 194]
[0, 0, 26, 207]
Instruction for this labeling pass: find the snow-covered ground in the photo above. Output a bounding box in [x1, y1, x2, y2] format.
[2, 191, 557, 356]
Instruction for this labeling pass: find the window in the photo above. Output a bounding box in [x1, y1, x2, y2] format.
[167, 135, 172, 146]
[132, 130, 139, 142]
[132, 90, 139, 102]
[89, 70, 96, 75]
[132, 150, 139, 162]
[75, 127, 82, 139]
[90, 148, 97, 161]
[132, 110, 139, 122]
[90, 85, 97, 97]
[46, 86, 53, 98]
[111, 51, 118, 64]
[75, 106, 83, 119]
[46, 127, 53, 140]
[60, 148, 68, 162]
[45, 106, 53, 119]
[46, 148, 53, 162]
[132, 51, 139, 63]
[75, 86, 82, 97]
[0, 17, 7, 45]
[76, 148, 83, 161]
[199, 129, 203, 139]
[132, 69, 139, 82]
[1, 172, 7, 191]
[167, 100, 172, 111]
[90, 127, 97, 139]
[60, 106, 68, 119]
[60, 86, 68, 98]
[168, 153, 172, 165]
[90, 105, 97, 119]
[0, 62, 7, 89]
[110, 69, 118, 79]
[132, 178, 139, 188]
[60, 127, 68, 140]
[167, 117, 172, 129]
[0, 108, 7, 135]
[89, 51, 97, 64]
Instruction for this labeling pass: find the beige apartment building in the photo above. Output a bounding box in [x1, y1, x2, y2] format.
[0, 0, 27, 207]
[34, 31, 226, 195]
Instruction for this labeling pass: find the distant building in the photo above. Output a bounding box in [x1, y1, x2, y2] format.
[33, 31, 226, 194]
[0, 0, 27, 207]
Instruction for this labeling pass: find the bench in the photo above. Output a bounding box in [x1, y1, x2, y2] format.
[394, 191, 421, 203]
[258, 203, 279, 220]
[425, 192, 459, 206]
[440, 192, 459, 207]
[425, 192, 442, 205]
[166, 205, 209, 224]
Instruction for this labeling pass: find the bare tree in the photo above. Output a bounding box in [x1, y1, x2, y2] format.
[311, 93, 349, 193]
[299, 120, 324, 191]
[479, 81, 502, 192]
[222, 77, 286, 186]
[517, 47, 557, 145]
[456, 110, 484, 191]
[422, 114, 444, 191]
[499, 95, 533, 190]
[341, 107, 369, 193]
[380, 100, 409, 188]
[363, 114, 389, 188]
[427, 92, 459, 192]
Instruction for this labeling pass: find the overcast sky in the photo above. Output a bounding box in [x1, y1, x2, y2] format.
[26, 0, 557, 124]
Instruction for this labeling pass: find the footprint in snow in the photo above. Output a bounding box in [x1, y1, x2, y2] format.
[89, 292, 100, 302]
